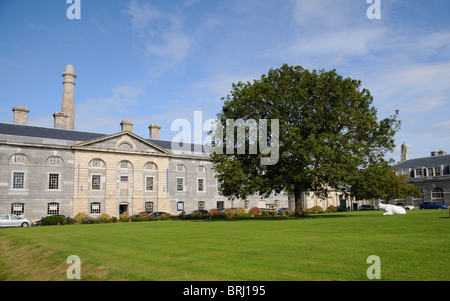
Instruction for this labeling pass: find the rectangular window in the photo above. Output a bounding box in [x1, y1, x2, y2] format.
[146, 177, 154, 191]
[434, 167, 441, 176]
[415, 168, 422, 178]
[47, 203, 60, 215]
[197, 178, 204, 192]
[90, 202, 101, 215]
[176, 178, 184, 191]
[11, 203, 24, 215]
[145, 202, 154, 212]
[92, 175, 101, 190]
[48, 174, 60, 190]
[12, 172, 24, 189]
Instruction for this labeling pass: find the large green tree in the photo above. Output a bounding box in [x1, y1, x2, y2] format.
[210, 64, 401, 216]
[350, 161, 422, 201]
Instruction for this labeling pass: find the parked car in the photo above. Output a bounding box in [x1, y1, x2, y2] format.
[0, 214, 32, 228]
[150, 212, 169, 218]
[359, 205, 376, 210]
[185, 210, 208, 216]
[419, 202, 448, 209]
[132, 211, 153, 217]
[396, 203, 415, 210]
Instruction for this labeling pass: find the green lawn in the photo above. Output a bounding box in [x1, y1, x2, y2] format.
[0, 210, 448, 281]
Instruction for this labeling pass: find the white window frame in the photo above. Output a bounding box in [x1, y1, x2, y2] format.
[434, 166, 441, 176]
[415, 168, 422, 178]
[12, 171, 25, 190]
[11, 202, 25, 215]
[197, 178, 205, 192]
[91, 174, 101, 190]
[176, 177, 184, 192]
[47, 202, 60, 215]
[90, 202, 102, 215]
[48, 173, 61, 190]
[145, 176, 155, 191]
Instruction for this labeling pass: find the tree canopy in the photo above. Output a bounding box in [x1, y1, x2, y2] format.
[211, 64, 401, 216]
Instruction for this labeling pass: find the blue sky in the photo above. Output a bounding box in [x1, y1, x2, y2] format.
[0, 0, 449, 161]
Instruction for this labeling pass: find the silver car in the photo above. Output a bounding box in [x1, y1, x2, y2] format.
[0, 214, 32, 228]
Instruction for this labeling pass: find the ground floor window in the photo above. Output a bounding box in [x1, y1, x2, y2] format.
[432, 187, 444, 199]
[47, 202, 60, 215]
[145, 202, 154, 212]
[217, 201, 224, 210]
[198, 201, 205, 210]
[90, 202, 101, 215]
[11, 203, 24, 215]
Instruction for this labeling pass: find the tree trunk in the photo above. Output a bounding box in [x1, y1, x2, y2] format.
[294, 188, 304, 217]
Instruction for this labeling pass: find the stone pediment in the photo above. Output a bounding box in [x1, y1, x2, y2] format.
[73, 131, 170, 155]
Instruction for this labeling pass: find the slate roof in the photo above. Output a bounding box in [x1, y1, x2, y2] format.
[0, 122, 205, 153]
[394, 154, 450, 169]
[0, 122, 105, 141]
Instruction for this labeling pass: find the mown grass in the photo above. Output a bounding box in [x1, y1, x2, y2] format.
[0, 210, 448, 281]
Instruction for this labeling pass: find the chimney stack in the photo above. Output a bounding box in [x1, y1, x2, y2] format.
[12, 106, 30, 125]
[53, 112, 68, 129]
[149, 124, 161, 140]
[121, 120, 134, 132]
[59, 64, 76, 130]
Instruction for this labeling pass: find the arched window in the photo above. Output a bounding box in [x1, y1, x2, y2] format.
[89, 159, 105, 168]
[47, 156, 63, 166]
[119, 160, 133, 169]
[432, 187, 444, 199]
[145, 162, 158, 170]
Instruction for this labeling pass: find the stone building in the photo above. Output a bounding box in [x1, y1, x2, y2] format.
[0, 65, 288, 220]
[394, 143, 450, 207]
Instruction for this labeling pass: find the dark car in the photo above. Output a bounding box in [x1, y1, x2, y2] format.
[419, 202, 448, 209]
[132, 211, 153, 217]
[150, 212, 169, 218]
[185, 210, 208, 216]
[359, 205, 376, 211]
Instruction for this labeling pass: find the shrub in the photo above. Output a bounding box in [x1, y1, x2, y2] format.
[74, 212, 90, 224]
[208, 209, 222, 219]
[325, 205, 338, 213]
[40, 215, 66, 226]
[190, 211, 204, 219]
[119, 212, 130, 222]
[224, 208, 236, 218]
[249, 207, 262, 217]
[310, 206, 324, 214]
[98, 213, 112, 223]
[235, 207, 246, 215]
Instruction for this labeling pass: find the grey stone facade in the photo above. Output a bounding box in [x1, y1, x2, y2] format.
[0, 133, 75, 219]
[394, 150, 450, 207]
